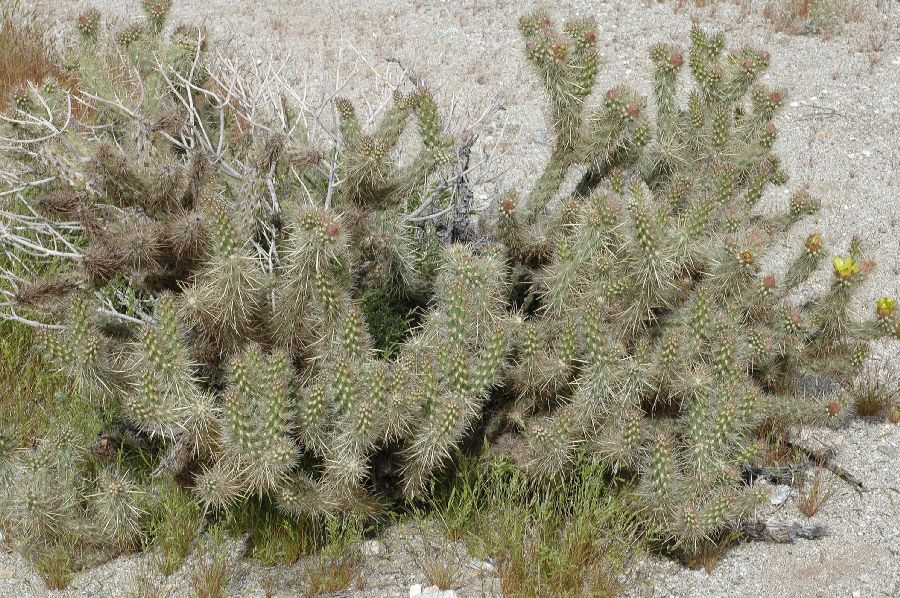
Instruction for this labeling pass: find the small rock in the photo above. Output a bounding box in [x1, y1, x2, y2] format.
[360, 539, 385, 557]
[770, 484, 791, 506]
[878, 445, 898, 459]
[410, 585, 460, 598]
[852, 591, 861, 598]
[0, 568, 16, 580]
[471, 558, 497, 573]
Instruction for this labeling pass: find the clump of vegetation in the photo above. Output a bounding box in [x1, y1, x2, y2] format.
[0, 1, 58, 111]
[796, 468, 836, 518]
[764, 0, 853, 35]
[0, 1, 895, 586]
[426, 456, 642, 597]
[852, 357, 899, 420]
[188, 526, 233, 598]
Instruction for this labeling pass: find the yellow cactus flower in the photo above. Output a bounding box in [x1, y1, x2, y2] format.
[832, 256, 859, 282]
[876, 297, 895, 319]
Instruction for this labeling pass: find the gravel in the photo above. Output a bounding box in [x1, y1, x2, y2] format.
[5, 1, 900, 596]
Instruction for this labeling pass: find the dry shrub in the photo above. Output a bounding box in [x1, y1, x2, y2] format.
[0, 2, 58, 111]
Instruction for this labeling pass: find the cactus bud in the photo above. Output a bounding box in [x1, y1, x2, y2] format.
[335, 97, 354, 119]
[805, 233, 822, 255]
[116, 24, 144, 47]
[77, 8, 102, 40]
[551, 43, 568, 62]
[670, 52, 684, 68]
[499, 193, 517, 215]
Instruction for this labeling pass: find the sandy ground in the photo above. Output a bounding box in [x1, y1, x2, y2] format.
[4, 0, 900, 596]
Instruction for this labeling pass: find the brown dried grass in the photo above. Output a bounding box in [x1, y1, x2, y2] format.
[0, 3, 59, 112]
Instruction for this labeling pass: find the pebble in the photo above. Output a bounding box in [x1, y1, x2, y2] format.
[360, 539, 386, 557]
[877, 445, 898, 459]
[770, 484, 792, 506]
[470, 558, 496, 573]
[410, 585, 459, 598]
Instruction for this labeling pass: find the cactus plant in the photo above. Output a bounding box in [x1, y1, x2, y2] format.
[0, 3, 895, 575]
[486, 14, 895, 559]
[1, 0, 506, 544]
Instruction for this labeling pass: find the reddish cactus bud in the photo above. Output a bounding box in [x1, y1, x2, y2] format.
[825, 400, 841, 417]
[749, 229, 768, 246]
[499, 194, 517, 214]
[769, 91, 783, 105]
[539, 16, 551, 28]
[670, 52, 684, 68]
[742, 59, 754, 70]
[325, 221, 340, 239]
[860, 260, 874, 275]
[584, 30, 597, 45]
[605, 88, 620, 101]
[626, 103, 641, 118]
[763, 275, 777, 291]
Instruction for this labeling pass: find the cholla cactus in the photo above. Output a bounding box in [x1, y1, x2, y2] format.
[1, 4, 895, 572]
[0, 431, 144, 571]
[491, 15, 894, 559]
[1, 2, 503, 538]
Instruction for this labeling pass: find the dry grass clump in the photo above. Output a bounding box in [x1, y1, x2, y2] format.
[410, 528, 464, 592]
[0, 2, 58, 111]
[427, 457, 643, 598]
[188, 529, 233, 598]
[763, 0, 895, 37]
[300, 517, 365, 597]
[796, 469, 837, 518]
[852, 361, 899, 420]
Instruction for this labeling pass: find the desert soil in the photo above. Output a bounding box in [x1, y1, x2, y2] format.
[3, 0, 899, 596]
